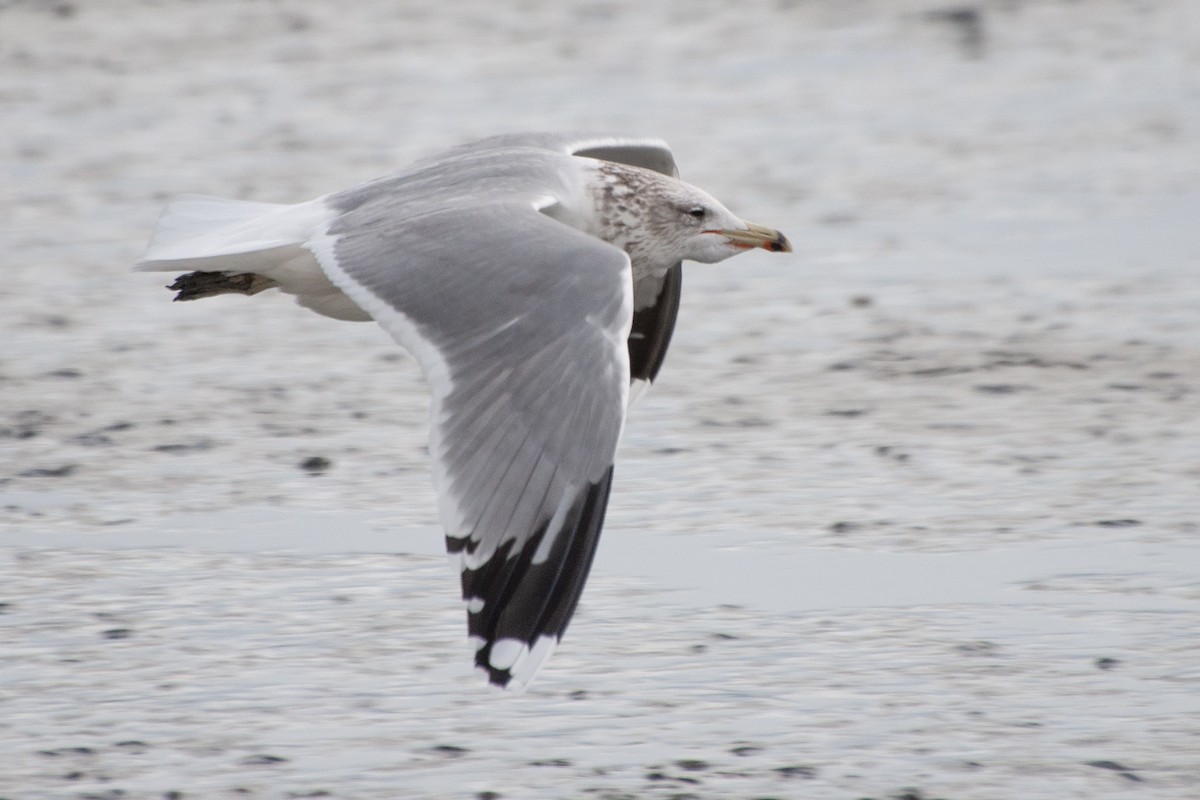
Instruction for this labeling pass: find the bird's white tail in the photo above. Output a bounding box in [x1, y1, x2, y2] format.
[134, 194, 371, 321]
[135, 195, 329, 273]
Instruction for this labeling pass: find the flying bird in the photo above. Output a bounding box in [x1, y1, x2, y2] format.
[136, 133, 791, 689]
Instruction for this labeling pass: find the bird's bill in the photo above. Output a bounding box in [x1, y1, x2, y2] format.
[717, 222, 793, 253]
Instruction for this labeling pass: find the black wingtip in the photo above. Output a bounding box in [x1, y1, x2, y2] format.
[628, 264, 682, 385]
[460, 469, 615, 688]
[480, 662, 513, 689]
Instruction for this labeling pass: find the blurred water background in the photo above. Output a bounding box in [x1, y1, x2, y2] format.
[2, 1, 1198, 797]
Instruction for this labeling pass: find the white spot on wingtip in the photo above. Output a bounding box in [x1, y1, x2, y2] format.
[488, 638, 526, 671]
[466, 596, 486, 614]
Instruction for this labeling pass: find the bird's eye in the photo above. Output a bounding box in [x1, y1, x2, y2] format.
[686, 206, 707, 219]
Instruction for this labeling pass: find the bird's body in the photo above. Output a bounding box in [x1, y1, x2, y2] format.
[137, 133, 790, 689]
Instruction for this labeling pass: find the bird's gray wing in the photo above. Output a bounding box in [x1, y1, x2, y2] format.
[424, 132, 680, 178]
[306, 198, 632, 689]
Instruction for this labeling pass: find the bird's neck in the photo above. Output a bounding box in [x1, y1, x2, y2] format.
[586, 162, 680, 280]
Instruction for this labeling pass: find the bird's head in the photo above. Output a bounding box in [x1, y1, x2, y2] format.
[651, 182, 792, 265]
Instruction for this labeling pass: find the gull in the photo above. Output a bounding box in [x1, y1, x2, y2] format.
[135, 133, 791, 689]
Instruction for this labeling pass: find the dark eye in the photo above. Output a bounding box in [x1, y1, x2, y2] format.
[686, 206, 707, 219]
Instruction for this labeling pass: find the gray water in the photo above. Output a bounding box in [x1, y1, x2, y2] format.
[3, 0, 1199, 797]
